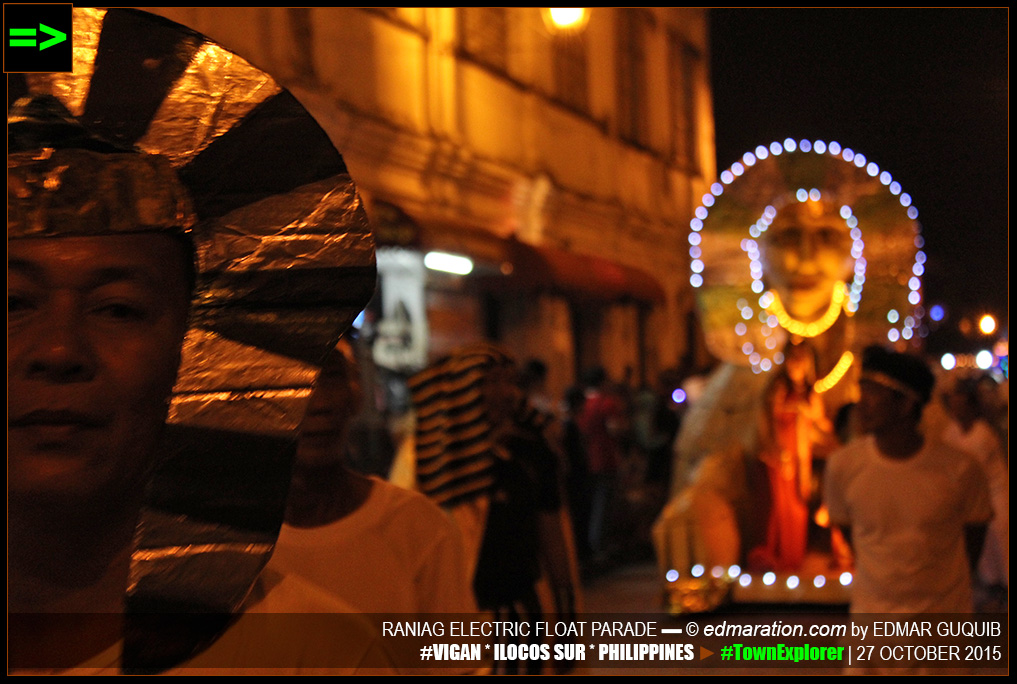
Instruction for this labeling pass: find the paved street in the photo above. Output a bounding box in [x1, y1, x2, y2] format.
[577, 561, 849, 676]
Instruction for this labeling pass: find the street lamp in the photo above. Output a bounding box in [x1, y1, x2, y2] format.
[424, 251, 473, 276]
[542, 8, 589, 34]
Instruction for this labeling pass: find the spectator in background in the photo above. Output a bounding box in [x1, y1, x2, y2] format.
[272, 340, 476, 617]
[635, 370, 683, 510]
[561, 385, 593, 569]
[975, 374, 1009, 462]
[578, 366, 629, 566]
[519, 358, 553, 417]
[941, 376, 1009, 605]
[342, 334, 398, 479]
[409, 344, 579, 674]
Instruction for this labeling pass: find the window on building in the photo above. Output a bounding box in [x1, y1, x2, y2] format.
[459, 7, 508, 73]
[553, 33, 588, 113]
[669, 36, 701, 174]
[616, 9, 650, 147]
[287, 8, 315, 82]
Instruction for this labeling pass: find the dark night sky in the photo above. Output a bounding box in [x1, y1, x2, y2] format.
[709, 8, 1008, 353]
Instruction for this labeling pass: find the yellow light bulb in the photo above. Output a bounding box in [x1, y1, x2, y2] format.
[548, 8, 586, 29]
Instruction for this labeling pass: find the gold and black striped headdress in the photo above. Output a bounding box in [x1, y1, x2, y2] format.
[9, 8, 375, 671]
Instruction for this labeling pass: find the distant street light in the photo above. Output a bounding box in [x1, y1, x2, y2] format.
[424, 251, 473, 275]
[979, 314, 997, 335]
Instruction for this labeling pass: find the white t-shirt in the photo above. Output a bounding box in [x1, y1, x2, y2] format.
[171, 570, 397, 674]
[942, 419, 1009, 585]
[824, 435, 993, 614]
[15, 571, 396, 675]
[272, 478, 476, 614]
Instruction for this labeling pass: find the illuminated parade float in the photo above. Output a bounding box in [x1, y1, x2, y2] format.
[655, 139, 926, 613]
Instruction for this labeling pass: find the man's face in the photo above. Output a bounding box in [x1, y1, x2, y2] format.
[761, 200, 854, 320]
[482, 363, 522, 431]
[295, 349, 362, 469]
[856, 378, 914, 436]
[946, 390, 977, 424]
[8, 234, 191, 510]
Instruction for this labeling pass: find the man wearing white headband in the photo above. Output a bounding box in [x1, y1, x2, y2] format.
[824, 346, 992, 615]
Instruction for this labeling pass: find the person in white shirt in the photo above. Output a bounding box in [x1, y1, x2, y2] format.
[824, 347, 992, 615]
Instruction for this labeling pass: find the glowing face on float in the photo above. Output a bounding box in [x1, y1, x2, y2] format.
[760, 200, 854, 322]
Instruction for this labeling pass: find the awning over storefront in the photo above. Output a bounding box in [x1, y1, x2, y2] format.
[419, 219, 515, 268]
[507, 240, 665, 304]
[376, 204, 664, 304]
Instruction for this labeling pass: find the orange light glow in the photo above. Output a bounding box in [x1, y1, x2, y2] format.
[543, 8, 589, 33]
[979, 314, 997, 335]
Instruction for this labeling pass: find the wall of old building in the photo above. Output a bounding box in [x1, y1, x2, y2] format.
[137, 7, 716, 400]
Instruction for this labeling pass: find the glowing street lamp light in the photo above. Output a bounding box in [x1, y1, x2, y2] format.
[543, 8, 589, 33]
[424, 251, 473, 275]
[979, 314, 997, 335]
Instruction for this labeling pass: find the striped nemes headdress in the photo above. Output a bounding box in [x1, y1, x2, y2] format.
[9, 8, 376, 671]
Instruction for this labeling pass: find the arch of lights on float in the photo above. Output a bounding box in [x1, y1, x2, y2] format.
[689, 139, 926, 387]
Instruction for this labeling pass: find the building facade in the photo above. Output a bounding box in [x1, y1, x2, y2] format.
[139, 7, 716, 401]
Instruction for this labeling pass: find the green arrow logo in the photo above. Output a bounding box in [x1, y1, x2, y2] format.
[8, 23, 67, 50]
[38, 23, 66, 50]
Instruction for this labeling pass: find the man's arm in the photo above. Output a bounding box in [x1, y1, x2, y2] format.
[963, 523, 988, 572]
[958, 447, 993, 572]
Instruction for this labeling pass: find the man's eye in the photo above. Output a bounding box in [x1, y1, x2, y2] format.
[8, 293, 37, 315]
[93, 302, 149, 321]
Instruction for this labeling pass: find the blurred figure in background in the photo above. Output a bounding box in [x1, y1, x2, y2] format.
[273, 340, 476, 615]
[626, 371, 684, 564]
[342, 334, 398, 479]
[518, 358, 553, 417]
[635, 371, 683, 501]
[976, 374, 1009, 463]
[577, 366, 629, 567]
[409, 344, 579, 674]
[560, 385, 593, 570]
[941, 375, 1009, 607]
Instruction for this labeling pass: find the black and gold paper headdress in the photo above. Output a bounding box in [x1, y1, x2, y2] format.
[9, 7, 376, 670]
